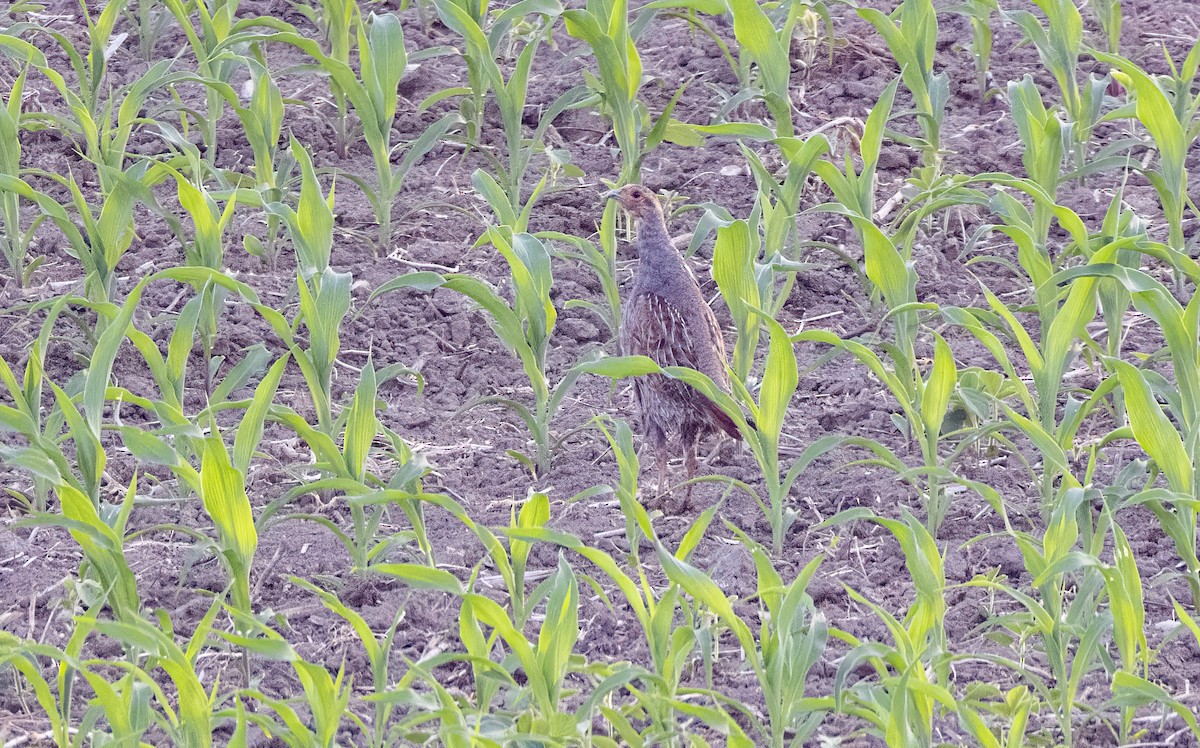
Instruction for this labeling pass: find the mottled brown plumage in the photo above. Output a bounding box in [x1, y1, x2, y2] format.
[607, 184, 739, 506]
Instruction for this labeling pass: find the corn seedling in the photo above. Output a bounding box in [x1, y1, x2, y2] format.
[657, 527, 831, 747]
[226, 15, 459, 251]
[0, 616, 173, 746]
[162, 0, 242, 165]
[0, 306, 64, 511]
[169, 55, 291, 265]
[434, 0, 587, 233]
[2, 29, 182, 196]
[292, 0, 359, 156]
[457, 555, 584, 741]
[0, 63, 41, 287]
[291, 578, 408, 748]
[817, 508, 949, 745]
[1096, 45, 1200, 257]
[1087, 0, 1122, 54]
[949, 0, 999, 108]
[965, 487, 1112, 746]
[1050, 258, 1200, 606]
[726, 0, 799, 137]
[1108, 598, 1200, 742]
[564, 0, 685, 184]
[713, 137, 829, 383]
[430, 0, 586, 224]
[859, 0, 947, 174]
[127, 0, 174, 61]
[223, 609, 354, 745]
[814, 78, 895, 253]
[539, 201, 623, 338]
[515, 422, 756, 743]
[1008, 75, 1067, 248]
[373, 232, 600, 478]
[17, 475, 143, 624]
[19, 0, 127, 126]
[1006, 0, 1107, 169]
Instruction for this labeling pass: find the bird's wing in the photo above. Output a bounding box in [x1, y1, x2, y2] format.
[624, 292, 740, 438]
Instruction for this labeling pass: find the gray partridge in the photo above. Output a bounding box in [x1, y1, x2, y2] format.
[606, 184, 740, 507]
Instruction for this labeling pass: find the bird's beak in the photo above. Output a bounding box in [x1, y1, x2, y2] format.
[603, 189, 621, 201]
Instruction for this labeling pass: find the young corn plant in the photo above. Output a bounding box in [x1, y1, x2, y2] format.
[458, 552, 585, 739]
[1096, 44, 1200, 257]
[389, 553, 592, 742]
[817, 508, 950, 746]
[514, 421, 757, 744]
[171, 55, 291, 266]
[290, 578, 408, 748]
[949, 0, 999, 108]
[803, 192, 1012, 532]
[1087, 0, 1122, 53]
[0, 617, 186, 746]
[964, 487, 1111, 747]
[746, 133, 831, 268]
[564, 0, 685, 184]
[0, 307, 63, 511]
[372, 231, 597, 478]
[814, 78, 895, 261]
[539, 201, 623, 339]
[0, 272, 155, 506]
[225, 14, 458, 250]
[222, 609, 354, 743]
[942, 224, 1155, 513]
[18, 0, 127, 130]
[1008, 75, 1067, 248]
[1050, 258, 1200, 607]
[430, 0, 586, 232]
[162, 0, 242, 164]
[292, 0, 358, 155]
[1109, 598, 1200, 743]
[658, 526, 832, 747]
[258, 357, 435, 569]
[859, 0, 948, 174]
[17, 476, 143, 624]
[1006, 0, 1107, 169]
[6, 28, 182, 196]
[725, 0, 799, 136]
[0, 63, 41, 287]
[161, 163, 239, 392]
[711, 135, 829, 383]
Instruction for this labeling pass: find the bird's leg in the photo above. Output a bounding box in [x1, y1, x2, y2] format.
[699, 434, 729, 467]
[644, 425, 670, 509]
[655, 445, 670, 505]
[683, 436, 699, 508]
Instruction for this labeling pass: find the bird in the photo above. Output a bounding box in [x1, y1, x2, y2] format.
[605, 183, 741, 508]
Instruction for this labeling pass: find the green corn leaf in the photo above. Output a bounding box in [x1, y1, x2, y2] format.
[360, 12, 408, 134]
[200, 436, 258, 612]
[712, 219, 761, 384]
[234, 352, 291, 475]
[287, 137, 334, 277]
[1109, 359, 1191, 494]
[342, 357, 379, 481]
[919, 333, 957, 443]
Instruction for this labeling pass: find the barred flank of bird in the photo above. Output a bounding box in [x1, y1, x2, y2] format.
[606, 184, 740, 508]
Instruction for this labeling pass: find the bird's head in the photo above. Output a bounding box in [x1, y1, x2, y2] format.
[604, 184, 663, 221]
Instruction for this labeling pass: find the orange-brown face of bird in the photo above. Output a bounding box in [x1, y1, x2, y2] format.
[605, 184, 663, 221]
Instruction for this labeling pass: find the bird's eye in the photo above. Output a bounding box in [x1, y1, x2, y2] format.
[630, 188, 642, 198]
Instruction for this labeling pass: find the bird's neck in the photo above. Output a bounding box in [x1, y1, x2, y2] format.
[635, 214, 675, 263]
